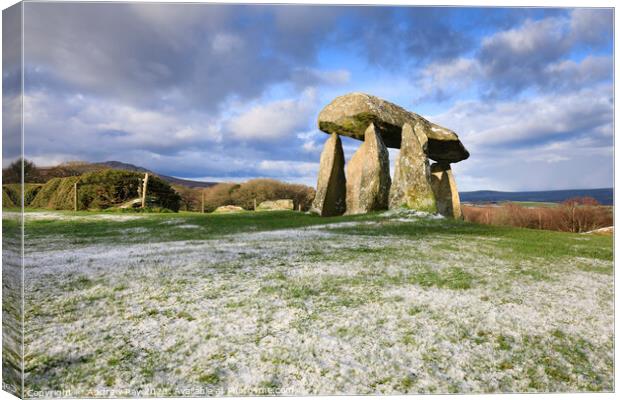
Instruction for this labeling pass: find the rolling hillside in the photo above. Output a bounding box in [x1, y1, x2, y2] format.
[36, 161, 218, 189]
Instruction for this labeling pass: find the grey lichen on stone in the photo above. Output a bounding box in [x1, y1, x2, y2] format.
[345, 123, 391, 215]
[389, 122, 437, 213]
[318, 92, 469, 163]
[310, 133, 346, 216]
[430, 163, 462, 219]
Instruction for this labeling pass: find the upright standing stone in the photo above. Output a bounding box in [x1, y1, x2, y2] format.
[389, 123, 437, 212]
[430, 163, 462, 219]
[310, 133, 346, 216]
[345, 123, 391, 214]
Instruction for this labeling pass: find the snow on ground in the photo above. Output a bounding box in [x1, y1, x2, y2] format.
[4, 211, 145, 222]
[380, 208, 445, 220]
[583, 226, 613, 236]
[19, 212, 613, 396]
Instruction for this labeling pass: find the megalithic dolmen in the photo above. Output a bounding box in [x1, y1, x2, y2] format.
[314, 92, 469, 218]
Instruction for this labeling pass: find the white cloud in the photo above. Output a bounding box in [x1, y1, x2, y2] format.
[481, 16, 569, 60]
[296, 129, 326, 154]
[258, 160, 318, 175]
[431, 85, 612, 148]
[427, 84, 613, 191]
[291, 68, 351, 87]
[569, 8, 613, 46]
[416, 57, 481, 99]
[22, 90, 224, 162]
[417, 11, 612, 100]
[227, 88, 318, 141]
[315, 69, 351, 86]
[211, 33, 244, 54]
[543, 55, 612, 89]
[255, 160, 319, 186]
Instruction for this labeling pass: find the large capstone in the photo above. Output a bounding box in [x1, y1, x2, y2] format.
[430, 163, 462, 219]
[318, 92, 469, 163]
[389, 122, 437, 212]
[345, 123, 391, 214]
[310, 133, 347, 216]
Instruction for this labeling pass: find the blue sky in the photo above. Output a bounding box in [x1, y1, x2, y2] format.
[4, 3, 614, 191]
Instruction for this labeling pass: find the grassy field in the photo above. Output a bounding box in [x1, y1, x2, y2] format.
[5, 208, 614, 395]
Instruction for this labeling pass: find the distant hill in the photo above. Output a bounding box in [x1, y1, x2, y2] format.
[37, 161, 218, 189]
[460, 188, 613, 205]
[96, 161, 217, 188]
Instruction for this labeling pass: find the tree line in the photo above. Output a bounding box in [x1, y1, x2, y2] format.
[174, 179, 316, 212]
[3, 159, 316, 212]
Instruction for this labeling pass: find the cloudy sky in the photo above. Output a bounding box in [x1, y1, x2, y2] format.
[4, 3, 614, 191]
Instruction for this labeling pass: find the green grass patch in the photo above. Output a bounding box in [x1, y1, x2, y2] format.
[20, 210, 375, 245]
[333, 217, 612, 262]
[198, 371, 221, 385]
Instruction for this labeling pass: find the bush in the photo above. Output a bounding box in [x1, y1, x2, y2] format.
[462, 200, 612, 233]
[173, 185, 203, 211]
[196, 179, 316, 212]
[202, 183, 240, 212]
[30, 170, 180, 211]
[3, 184, 43, 207]
[30, 177, 81, 210]
[24, 184, 43, 205]
[231, 179, 315, 211]
[2, 185, 18, 206]
[2, 187, 15, 208]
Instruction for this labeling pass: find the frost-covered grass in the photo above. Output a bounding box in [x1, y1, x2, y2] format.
[12, 209, 614, 396]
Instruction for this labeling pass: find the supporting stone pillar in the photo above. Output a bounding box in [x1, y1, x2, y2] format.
[430, 163, 462, 219]
[389, 122, 437, 212]
[310, 133, 347, 216]
[345, 123, 391, 214]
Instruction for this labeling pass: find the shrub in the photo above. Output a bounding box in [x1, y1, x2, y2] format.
[30, 176, 81, 210]
[173, 185, 203, 211]
[195, 179, 316, 212]
[2, 185, 19, 206]
[230, 179, 315, 211]
[30, 170, 180, 211]
[462, 201, 612, 233]
[3, 184, 43, 207]
[23, 184, 43, 206]
[2, 187, 15, 208]
[230, 179, 286, 210]
[202, 183, 240, 212]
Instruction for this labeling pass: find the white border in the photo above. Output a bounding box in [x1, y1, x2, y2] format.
[0, 1, 616, 400]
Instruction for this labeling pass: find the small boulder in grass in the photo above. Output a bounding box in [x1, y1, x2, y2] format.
[213, 205, 245, 213]
[256, 199, 294, 211]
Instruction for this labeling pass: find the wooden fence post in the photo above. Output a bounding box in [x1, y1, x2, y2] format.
[73, 182, 78, 212]
[141, 173, 149, 208]
[254, 198, 257, 210]
[201, 190, 205, 213]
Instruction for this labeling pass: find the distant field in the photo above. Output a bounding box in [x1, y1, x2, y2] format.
[462, 201, 559, 208]
[460, 188, 613, 205]
[5, 209, 613, 395]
